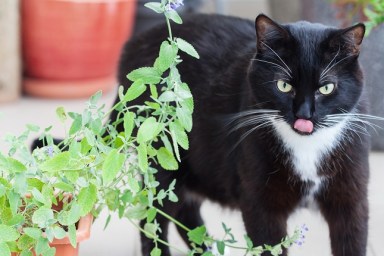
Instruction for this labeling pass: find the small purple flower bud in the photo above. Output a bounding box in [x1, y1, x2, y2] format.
[166, 0, 184, 11]
[46, 146, 54, 157]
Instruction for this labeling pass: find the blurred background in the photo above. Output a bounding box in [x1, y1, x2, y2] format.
[0, 0, 383, 255]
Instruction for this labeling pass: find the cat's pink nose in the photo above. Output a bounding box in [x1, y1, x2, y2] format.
[293, 119, 314, 133]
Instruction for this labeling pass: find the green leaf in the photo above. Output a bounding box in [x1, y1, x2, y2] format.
[53, 226, 67, 239]
[149, 84, 159, 99]
[32, 208, 54, 228]
[90, 90, 102, 105]
[170, 121, 189, 150]
[187, 226, 206, 246]
[7, 214, 24, 226]
[157, 147, 178, 171]
[144, 223, 158, 238]
[35, 237, 50, 256]
[128, 174, 141, 194]
[40, 152, 71, 173]
[168, 191, 178, 202]
[27, 178, 44, 191]
[217, 241, 225, 255]
[17, 234, 35, 251]
[144, 2, 164, 13]
[69, 115, 82, 135]
[54, 182, 74, 193]
[68, 224, 77, 248]
[167, 9, 183, 24]
[137, 117, 161, 144]
[127, 67, 161, 84]
[0, 225, 20, 243]
[6, 158, 27, 173]
[155, 41, 178, 72]
[56, 106, 67, 123]
[150, 247, 162, 256]
[123, 111, 135, 141]
[158, 91, 177, 102]
[23, 228, 42, 239]
[0, 242, 10, 256]
[176, 106, 193, 132]
[146, 208, 157, 223]
[137, 143, 148, 172]
[102, 149, 125, 184]
[123, 79, 146, 102]
[67, 203, 81, 225]
[78, 184, 97, 216]
[20, 250, 33, 256]
[176, 38, 200, 59]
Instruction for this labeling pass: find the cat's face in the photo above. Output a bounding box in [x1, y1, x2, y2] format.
[248, 15, 365, 135]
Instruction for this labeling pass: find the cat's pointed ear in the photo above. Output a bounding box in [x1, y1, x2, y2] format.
[255, 14, 289, 51]
[329, 23, 365, 55]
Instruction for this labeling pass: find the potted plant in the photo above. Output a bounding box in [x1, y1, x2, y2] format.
[21, 0, 137, 99]
[2, 1, 303, 256]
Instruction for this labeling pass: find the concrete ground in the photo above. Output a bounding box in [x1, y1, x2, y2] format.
[0, 91, 382, 256]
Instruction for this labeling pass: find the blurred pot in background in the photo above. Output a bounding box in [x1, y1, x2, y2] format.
[22, 0, 137, 99]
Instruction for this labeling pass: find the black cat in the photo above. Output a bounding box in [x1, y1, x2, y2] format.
[119, 13, 370, 256]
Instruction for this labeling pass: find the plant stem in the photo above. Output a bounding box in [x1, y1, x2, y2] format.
[128, 218, 187, 255]
[166, 17, 173, 41]
[155, 207, 191, 232]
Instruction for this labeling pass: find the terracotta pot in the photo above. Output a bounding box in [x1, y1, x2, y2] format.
[21, 0, 137, 98]
[11, 214, 93, 256]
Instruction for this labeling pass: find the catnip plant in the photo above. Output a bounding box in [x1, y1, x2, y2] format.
[0, 1, 302, 256]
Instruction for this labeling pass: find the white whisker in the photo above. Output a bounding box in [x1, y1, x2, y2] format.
[260, 42, 292, 74]
[252, 58, 292, 78]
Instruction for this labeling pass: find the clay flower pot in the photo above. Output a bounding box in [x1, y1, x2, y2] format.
[21, 0, 137, 98]
[11, 214, 93, 256]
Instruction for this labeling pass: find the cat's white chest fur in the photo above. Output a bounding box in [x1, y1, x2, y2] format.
[272, 119, 347, 195]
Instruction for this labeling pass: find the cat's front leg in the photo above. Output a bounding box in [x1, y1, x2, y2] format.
[318, 192, 368, 256]
[240, 198, 290, 256]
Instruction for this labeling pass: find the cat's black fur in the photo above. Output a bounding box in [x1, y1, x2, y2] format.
[118, 14, 369, 256]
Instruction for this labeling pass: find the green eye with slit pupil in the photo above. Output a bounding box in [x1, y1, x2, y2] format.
[277, 80, 293, 93]
[319, 83, 335, 95]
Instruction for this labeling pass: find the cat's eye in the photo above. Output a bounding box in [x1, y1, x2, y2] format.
[277, 80, 293, 93]
[319, 83, 336, 95]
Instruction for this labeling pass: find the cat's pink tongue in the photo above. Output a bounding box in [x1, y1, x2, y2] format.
[293, 119, 314, 133]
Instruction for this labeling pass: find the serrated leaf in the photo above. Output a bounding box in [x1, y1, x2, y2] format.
[123, 111, 135, 141]
[158, 91, 177, 102]
[155, 41, 178, 72]
[6, 158, 26, 173]
[137, 143, 148, 172]
[170, 121, 189, 150]
[54, 182, 74, 192]
[0, 225, 20, 243]
[123, 79, 146, 102]
[17, 234, 35, 251]
[69, 115, 82, 135]
[127, 67, 161, 84]
[78, 184, 97, 216]
[128, 174, 140, 194]
[144, 2, 164, 13]
[102, 149, 125, 184]
[167, 9, 183, 24]
[187, 226, 206, 246]
[23, 228, 42, 239]
[137, 117, 161, 144]
[32, 208, 54, 228]
[176, 107, 193, 132]
[68, 224, 77, 248]
[67, 203, 81, 225]
[56, 107, 67, 123]
[176, 38, 199, 59]
[157, 147, 178, 171]
[40, 152, 71, 173]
